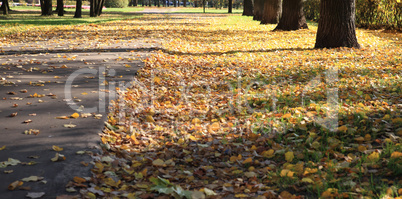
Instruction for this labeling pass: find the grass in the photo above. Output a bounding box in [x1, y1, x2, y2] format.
[0, 9, 143, 26]
[170, 7, 243, 14]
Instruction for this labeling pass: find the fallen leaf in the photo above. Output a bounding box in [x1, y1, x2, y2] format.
[52, 145, 64, 151]
[22, 176, 44, 182]
[70, 113, 79, 119]
[8, 180, 23, 190]
[26, 192, 45, 199]
[285, 151, 294, 162]
[51, 153, 66, 162]
[63, 123, 76, 128]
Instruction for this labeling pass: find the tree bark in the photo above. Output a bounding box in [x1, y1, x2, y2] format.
[74, 0, 82, 18]
[253, 0, 264, 21]
[40, 0, 53, 16]
[90, 0, 104, 17]
[274, 0, 307, 30]
[1, 0, 10, 15]
[228, 0, 232, 13]
[183, 0, 186, 7]
[57, 0, 64, 16]
[315, 0, 360, 48]
[242, 0, 253, 16]
[261, 0, 282, 24]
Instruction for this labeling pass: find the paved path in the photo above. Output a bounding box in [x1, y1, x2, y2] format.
[0, 40, 158, 198]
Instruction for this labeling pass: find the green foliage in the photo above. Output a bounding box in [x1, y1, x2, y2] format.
[303, 0, 320, 22]
[304, 0, 402, 30]
[104, 0, 128, 8]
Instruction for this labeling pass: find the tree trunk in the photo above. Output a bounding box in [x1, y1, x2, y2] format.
[90, 0, 104, 17]
[242, 0, 253, 16]
[41, 0, 53, 16]
[228, 0, 232, 13]
[183, 0, 186, 7]
[261, 0, 282, 24]
[173, 0, 176, 7]
[274, 0, 307, 30]
[57, 0, 64, 16]
[315, 0, 360, 48]
[74, 0, 82, 18]
[1, 0, 10, 15]
[253, 0, 264, 21]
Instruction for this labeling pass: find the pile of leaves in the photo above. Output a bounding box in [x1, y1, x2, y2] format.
[5, 15, 397, 198]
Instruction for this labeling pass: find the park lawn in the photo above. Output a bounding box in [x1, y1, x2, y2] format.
[1, 13, 402, 198]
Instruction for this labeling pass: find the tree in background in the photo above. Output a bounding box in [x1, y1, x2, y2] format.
[74, 0, 82, 18]
[1, 0, 10, 15]
[261, 0, 282, 24]
[315, 0, 360, 48]
[274, 0, 308, 30]
[90, 0, 104, 17]
[253, 0, 264, 21]
[228, 0, 232, 13]
[57, 0, 64, 16]
[40, 0, 53, 16]
[242, 0, 253, 16]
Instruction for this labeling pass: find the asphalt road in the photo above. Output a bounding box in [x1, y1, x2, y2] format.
[0, 40, 157, 198]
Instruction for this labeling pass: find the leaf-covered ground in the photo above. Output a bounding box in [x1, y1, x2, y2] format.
[76, 15, 402, 199]
[3, 14, 402, 198]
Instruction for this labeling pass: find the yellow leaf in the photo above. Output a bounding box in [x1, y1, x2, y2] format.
[282, 113, 292, 119]
[86, 192, 96, 199]
[189, 135, 198, 141]
[242, 157, 252, 164]
[191, 118, 201, 124]
[391, 151, 402, 159]
[52, 145, 64, 151]
[285, 151, 294, 162]
[56, 116, 69, 119]
[209, 122, 220, 132]
[8, 180, 23, 190]
[73, 176, 86, 183]
[0, 145, 5, 151]
[302, 177, 314, 183]
[144, 115, 155, 123]
[280, 169, 294, 177]
[367, 152, 380, 162]
[154, 77, 161, 84]
[70, 112, 80, 119]
[152, 159, 165, 167]
[81, 92, 88, 95]
[357, 145, 367, 152]
[337, 125, 348, 132]
[261, 149, 275, 158]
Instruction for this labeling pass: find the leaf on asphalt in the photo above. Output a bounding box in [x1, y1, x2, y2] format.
[51, 153, 66, 162]
[0, 145, 5, 151]
[70, 113, 80, 119]
[56, 116, 69, 119]
[8, 180, 23, 190]
[63, 123, 76, 128]
[26, 192, 45, 199]
[52, 145, 64, 151]
[22, 176, 44, 182]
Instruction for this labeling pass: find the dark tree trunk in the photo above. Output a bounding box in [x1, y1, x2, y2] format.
[183, 0, 186, 7]
[57, 0, 64, 16]
[274, 0, 307, 30]
[90, 0, 104, 17]
[40, 0, 53, 16]
[242, 0, 253, 16]
[74, 0, 82, 18]
[315, 0, 360, 48]
[1, 0, 10, 15]
[228, 0, 232, 13]
[129, 0, 137, 6]
[253, 0, 264, 21]
[261, 0, 282, 24]
[173, 0, 176, 7]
